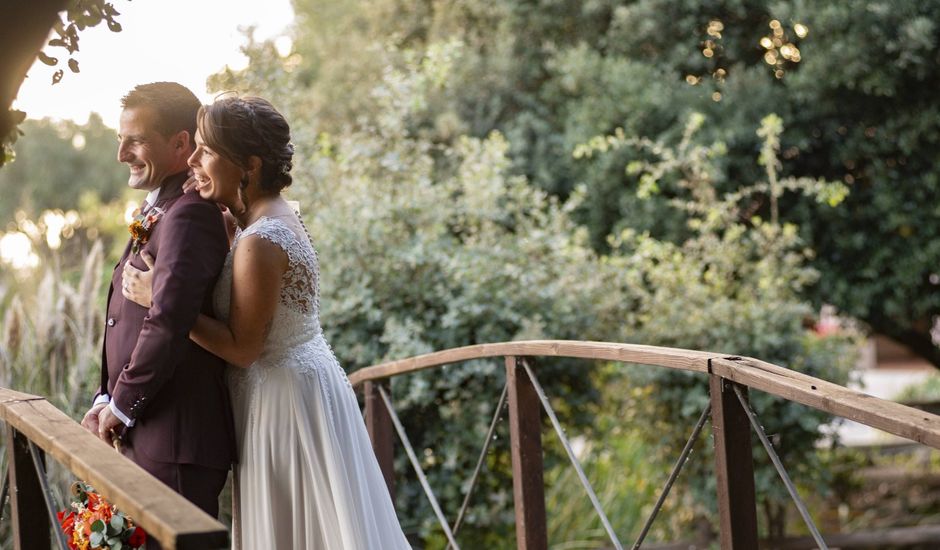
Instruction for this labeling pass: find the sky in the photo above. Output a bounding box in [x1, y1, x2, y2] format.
[13, 0, 296, 129]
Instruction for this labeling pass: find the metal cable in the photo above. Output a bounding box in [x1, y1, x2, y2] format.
[447, 382, 509, 548]
[377, 385, 461, 550]
[631, 403, 711, 549]
[28, 441, 70, 550]
[520, 359, 623, 550]
[731, 384, 828, 550]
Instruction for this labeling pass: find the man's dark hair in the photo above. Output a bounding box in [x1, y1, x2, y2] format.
[121, 82, 200, 141]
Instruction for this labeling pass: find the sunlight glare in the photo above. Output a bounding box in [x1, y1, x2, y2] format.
[124, 201, 140, 224]
[275, 36, 294, 57]
[0, 232, 40, 270]
[13, 0, 295, 128]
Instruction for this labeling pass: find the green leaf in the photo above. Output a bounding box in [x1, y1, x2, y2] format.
[91, 519, 106, 532]
[37, 52, 58, 66]
[110, 514, 124, 531]
[89, 531, 103, 547]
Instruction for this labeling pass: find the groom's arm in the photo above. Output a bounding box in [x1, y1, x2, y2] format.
[109, 198, 228, 424]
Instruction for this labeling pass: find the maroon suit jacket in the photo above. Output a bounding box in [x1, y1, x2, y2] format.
[99, 172, 235, 471]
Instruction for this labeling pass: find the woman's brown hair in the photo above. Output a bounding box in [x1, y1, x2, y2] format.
[197, 95, 294, 193]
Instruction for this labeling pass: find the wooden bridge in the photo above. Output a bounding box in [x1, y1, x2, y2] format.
[2, 340, 940, 549]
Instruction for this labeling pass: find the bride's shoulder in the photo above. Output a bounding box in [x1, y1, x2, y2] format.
[236, 216, 301, 256]
[242, 216, 294, 240]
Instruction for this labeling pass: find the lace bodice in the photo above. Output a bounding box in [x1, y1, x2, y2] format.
[214, 215, 325, 361]
[240, 216, 319, 314]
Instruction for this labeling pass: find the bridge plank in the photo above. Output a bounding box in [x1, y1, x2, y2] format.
[0, 390, 228, 550]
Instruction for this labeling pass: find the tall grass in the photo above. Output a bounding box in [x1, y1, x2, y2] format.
[545, 432, 663, 548]
[1, 240, 105, 415]
[0, 241, 106, 548]
[544, 370, 695, 549]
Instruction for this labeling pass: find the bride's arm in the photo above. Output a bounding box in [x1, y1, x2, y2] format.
[191, 235, 288, 368]
[123, 237, 288, 368]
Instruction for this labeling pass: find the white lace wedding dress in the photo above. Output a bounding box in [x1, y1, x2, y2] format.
[215, 215, 411, 549]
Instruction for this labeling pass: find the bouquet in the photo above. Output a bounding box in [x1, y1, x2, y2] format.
[58, 482, 147, 550]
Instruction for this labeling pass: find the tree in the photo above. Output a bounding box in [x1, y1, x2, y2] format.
[0, 114, 126, 224]
[2, 0, 125, 166]
[279, 0, 940, 366]
[576, 112, 858, 538]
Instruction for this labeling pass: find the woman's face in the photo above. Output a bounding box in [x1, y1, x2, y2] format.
[188, 129, 243, 208]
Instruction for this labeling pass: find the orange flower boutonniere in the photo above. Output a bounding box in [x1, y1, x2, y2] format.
[128, 206, 165, 254]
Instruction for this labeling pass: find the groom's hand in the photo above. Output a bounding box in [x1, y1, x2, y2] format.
[97, 406, 125, 445]
[81, 403, 107, 434]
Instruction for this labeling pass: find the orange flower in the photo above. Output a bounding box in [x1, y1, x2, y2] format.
[128, 206, 165, 254]
[60, 483, 147, 549]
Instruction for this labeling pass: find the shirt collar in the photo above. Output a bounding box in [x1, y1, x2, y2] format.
[145, 188, 160, 208]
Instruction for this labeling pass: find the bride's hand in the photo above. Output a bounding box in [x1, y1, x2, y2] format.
[221, 206, 239, 244]
[182, 172, 199, 193]
[122, 251, 155, 308]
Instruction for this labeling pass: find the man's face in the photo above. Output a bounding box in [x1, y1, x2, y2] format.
[116, 107, 178, 191]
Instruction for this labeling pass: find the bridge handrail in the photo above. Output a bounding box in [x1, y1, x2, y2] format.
[349, 339, 940, 449]
[0, 387, 228, 550]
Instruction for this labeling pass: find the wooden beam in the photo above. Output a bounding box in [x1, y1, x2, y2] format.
[710, 356, 940, 449]
[0, 390, 228, 550]
[506, 356, 547, 550]
[363, 380, 395, 498]
[349, 340, 940, 452]
[761, 524, 940, 549]
[350, 340, 718, 386]
[6, 426, 50, 550]
[709, 375, 759, 550]
[605, 524, 940, 549]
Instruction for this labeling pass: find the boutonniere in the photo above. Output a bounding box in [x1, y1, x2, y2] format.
[128, 206, 165, 254]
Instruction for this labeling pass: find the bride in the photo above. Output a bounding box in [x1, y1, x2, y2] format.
[122, 95, 411, 549]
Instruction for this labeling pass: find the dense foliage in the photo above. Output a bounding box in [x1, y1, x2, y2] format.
[0, 115, 127, 224]
[277, 0, 940, 367]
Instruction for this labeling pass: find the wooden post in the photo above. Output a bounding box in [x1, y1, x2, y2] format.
[506, 356, 547, 550]
[709, 375, 759, 549]
[5, 426, 50, 550]
[364, 380, 395, 499]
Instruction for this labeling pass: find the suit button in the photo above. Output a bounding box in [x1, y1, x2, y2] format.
[107, 318, 115, 327]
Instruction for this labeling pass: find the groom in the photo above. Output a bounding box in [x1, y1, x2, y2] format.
[80, 82, 235, 520]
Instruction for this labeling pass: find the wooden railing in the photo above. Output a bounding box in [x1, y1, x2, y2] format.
[350, 340, 940, 550]
[0, 388, 228, 550]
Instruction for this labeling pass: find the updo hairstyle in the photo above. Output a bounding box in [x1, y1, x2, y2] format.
[196, 95, 294, 193]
